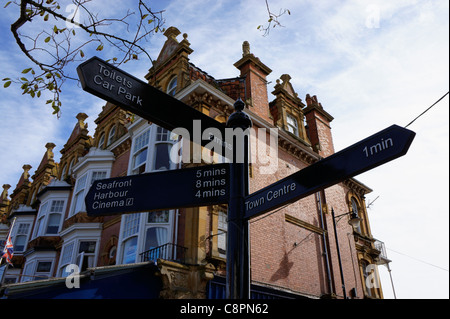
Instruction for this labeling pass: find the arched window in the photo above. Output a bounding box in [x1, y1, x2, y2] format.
[166, 76, 177, 96]
[107, 125, 116, 146]
[98, 133, 105, 149]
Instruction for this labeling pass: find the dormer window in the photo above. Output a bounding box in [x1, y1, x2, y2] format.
[167, 76, 177, 96]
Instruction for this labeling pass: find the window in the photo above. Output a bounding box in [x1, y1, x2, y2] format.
[21, 262, 34, 282]
[121, 214, 140, 264]
[153, 127, 174, 171]
[14, 223, 31, 252]
[351, 197, 362, 234]
[34, 199, 65, 237]
[59, 241, 75, 277]
[35, 261, 52, 280]
[286, 114, 299, 136]
[361, 260, 373, 297]
[143, 210, 171, 260]
[131, 126, 176, 174]
[71, 173, 87, 216]
[167, 76, 177, 96]
[218, 210, 227, 258]
[34, 202, 47, 237]
[77, 241, 97, 271]
[61, 164, 68, 180]
[107, 125, 116, 146]
[131, 129, 150, 174]
[148, 210, 169, 223]
[122, 236, 138, 264]
[70, 170, 108, 216]
[98, 133, 105, 149]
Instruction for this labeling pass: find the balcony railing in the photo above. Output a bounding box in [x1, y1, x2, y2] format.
[140, 243, 187, 264]
[374, 239, 391, 265]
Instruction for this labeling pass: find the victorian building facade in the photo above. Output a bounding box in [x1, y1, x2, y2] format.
[0, 27, 388, 299]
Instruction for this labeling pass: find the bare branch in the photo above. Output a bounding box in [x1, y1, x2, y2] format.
[4, 0, 166, 116]
[257, 0, 290, 36]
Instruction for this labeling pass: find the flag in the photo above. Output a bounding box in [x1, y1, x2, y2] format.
[2, 235, 13, 266]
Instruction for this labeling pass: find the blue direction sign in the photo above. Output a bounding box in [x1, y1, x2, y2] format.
[76, 56, 229, 153]
[244, 124, 415, 219]
[85, 163, 230, 216]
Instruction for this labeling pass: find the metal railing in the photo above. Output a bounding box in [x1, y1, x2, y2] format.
[140, 243, 187, 264]
[374, 239, 391, 264]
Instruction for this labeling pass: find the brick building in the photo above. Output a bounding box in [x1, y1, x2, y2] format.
[0, 27, 388, 299]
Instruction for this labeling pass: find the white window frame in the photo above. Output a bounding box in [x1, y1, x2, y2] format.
[69, 170, 109, 217]
[286, 113, 299, 136]
[107, 125, 117, 146]
[13, 223, 32, 253]
[129, 124, 177, 176]
[218, 210, 227, 258]
[167, 76, 177, 96]
[21, 254, 55, 282]
[33, 198, 66, 238]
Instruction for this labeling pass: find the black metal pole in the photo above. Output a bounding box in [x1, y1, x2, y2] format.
[331, 208, 347, 299]
[226, 98, 252, 299]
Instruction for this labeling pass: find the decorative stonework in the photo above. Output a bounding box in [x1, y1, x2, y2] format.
[158, 259, 215, 299]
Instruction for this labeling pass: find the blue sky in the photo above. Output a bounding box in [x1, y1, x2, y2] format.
[1, 0, 448, 298]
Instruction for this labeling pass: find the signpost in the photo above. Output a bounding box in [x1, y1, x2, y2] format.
[77, 57, 416, 300]
[77, 56, 229, 153]
[85, 163, 230, 216]
[244, 124, 415, 219]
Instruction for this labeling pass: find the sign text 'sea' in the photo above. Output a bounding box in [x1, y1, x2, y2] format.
[93, 63, 143, 106]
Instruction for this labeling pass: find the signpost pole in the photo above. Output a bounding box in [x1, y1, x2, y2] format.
[226, 98, 252, 299]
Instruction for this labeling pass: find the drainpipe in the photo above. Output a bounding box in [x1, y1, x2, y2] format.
[316, 192, 334, 296]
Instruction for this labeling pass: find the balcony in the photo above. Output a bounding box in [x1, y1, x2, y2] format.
[140, 243, 187, 264]
[374, 239, 392, 265]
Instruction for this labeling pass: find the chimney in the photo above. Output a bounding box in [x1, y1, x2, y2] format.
[234, 41, 272, 122]
[304, 94, 335, 157]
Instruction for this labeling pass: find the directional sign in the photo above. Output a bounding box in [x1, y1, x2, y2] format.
[244, 124, 415, 219]
[76, 56, 229, 152]
[85, 163, 230, 216]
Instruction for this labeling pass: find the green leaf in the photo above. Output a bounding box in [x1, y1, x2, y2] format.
[96, 44, 104, 51]
[80, 50, 85, 58]
[4, 1, 12, 8]
[37, 90, 41, 98]
[45, 36, 51, 43]
[20, 77, 28, 82]
[44, 14, 49, 21]
[3, 81, 11, 88]
[22, 68, 32, 74]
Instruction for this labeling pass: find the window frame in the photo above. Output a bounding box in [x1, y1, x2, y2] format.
[286, 113, 299, 136]
[166, 76, 177, 96]
[69, 169, 109, 217]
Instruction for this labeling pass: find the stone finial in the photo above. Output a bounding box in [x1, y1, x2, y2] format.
[280, 74, 291, 84]
[22, 164, 32, 180]
[76, 113, 88, 129]
[45, 142, 56, 159]
[164, 26, 181, 41]
[1, 184, 11, 201]
[242, 41, 250, 56]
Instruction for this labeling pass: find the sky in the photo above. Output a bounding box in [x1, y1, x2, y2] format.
[0, 0, 448, 299]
